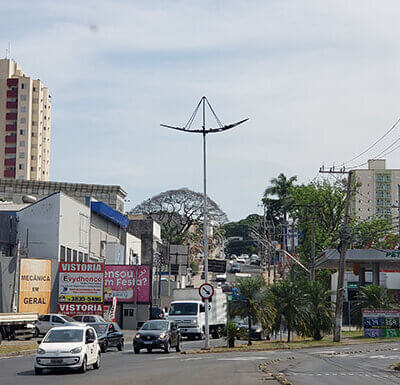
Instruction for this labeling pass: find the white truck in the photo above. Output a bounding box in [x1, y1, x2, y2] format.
[0, 312, 38, 344]
[168, 287, 227, 339]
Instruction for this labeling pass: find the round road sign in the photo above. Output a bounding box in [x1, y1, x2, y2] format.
[199, 283, 214, 300]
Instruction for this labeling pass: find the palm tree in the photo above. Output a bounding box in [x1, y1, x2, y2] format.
[353, 285, 394, 327]
[269, 279, 303, 342]
[263, 173, 297, 221]
[230, 276, 276, 346]
[299, 280, 333, 340]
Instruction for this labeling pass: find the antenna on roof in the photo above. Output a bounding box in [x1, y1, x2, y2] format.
[5, 42, 11, 59]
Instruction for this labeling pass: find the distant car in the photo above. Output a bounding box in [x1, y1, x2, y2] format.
[237, 324, 267, 340]
[236, 258, 246, 264]
[250, 258, 261, 266]
[221, 284, 232, 293]
[229, 255, 237, 261]
[231, 263, 241, 273]
[34, 314, 83, 337]
[92, 322, 124, 352]
[34, 325, 100, 374]
[133, 320, 181, 354]
[72, 315, 106, 324]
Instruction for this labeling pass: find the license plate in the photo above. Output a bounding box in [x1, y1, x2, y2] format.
[144, 341, 153, 345]
[51, 359, 63, 364]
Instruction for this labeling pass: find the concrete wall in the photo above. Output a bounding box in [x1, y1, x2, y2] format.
[0, 257, 16, 313]
[122, 231, 141, 265]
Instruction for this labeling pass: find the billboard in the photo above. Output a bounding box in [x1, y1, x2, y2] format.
[58, 262, 104, 303]
[57, 302, 104, 316]
[19, 259, 52, 314]
[363, 309, 400, 338]
[104, 265, 151, 303]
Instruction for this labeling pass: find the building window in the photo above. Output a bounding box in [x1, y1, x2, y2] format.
[60, 245, 66, 261]
[18, 164, 23, 170]
[32, 121, 36, 126]
[79, 252, 83, 261]
[31, 155, 36, 160]
[19, 152, 25, 159]
[20, 95, 26, 101]
[73, 249, 78, 262]
[32, 132, 36, 137]
[33, 87, 36, 92]
[20, 118, 26, 124]
[19, 129, 25, 135]
[67, 248, 72, 261]
[20, 106, 26, 112]
[19, 141, 25, 147]
[30, 167, 34, 171]
[21, 83, 25, 89]
[84, 253, 88, 262]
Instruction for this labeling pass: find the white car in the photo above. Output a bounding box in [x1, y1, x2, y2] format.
[34, 326, 101, 375]
[236, 258, 246, 264]
[34, 314, 83, 336]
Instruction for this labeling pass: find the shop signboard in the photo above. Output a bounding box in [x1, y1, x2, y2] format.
[363, 309, 400, 338]
[19, 259, 52, 314]
[104, 265, 151, 303]
[58, 302, 104, 316]
[58, 262, 104, 303]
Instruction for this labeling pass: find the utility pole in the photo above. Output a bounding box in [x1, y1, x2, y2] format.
[161, 97, 248, 350]
[290, 221, 296, 282]
[310, 210, 316, 281]
[319, 165, 353, 342]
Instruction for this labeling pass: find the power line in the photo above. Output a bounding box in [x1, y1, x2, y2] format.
[344, 118, 400, 166]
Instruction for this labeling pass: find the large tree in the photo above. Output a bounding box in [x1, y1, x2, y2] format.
[131, 188, 228, 244]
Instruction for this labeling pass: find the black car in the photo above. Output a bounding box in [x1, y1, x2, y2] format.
[151, 306, 166, 319]
[133, 320, 181, 354]
[92, 322, 124, 352]
[238, 324, 267, 340]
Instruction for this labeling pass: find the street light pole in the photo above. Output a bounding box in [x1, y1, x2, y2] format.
[161, 96, 248, 350]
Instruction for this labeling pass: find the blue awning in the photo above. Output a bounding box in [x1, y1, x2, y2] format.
[91, 201, 129, 229]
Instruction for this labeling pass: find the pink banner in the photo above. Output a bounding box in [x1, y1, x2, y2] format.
[104, 265, 150, 303]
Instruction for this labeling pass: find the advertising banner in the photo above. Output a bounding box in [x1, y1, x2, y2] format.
[104, 265, 150, 303]
[19, 259, 52, 314]
[58, 262, 104, 303]
[57, 302, 104, 316]
[363, 309, 400, 338]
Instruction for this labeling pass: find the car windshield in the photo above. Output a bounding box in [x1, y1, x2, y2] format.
[61, 315, 75, 322]
[43, 329, 84, 343]
[141, 321, 168, 331]
[169, 303, 198, 316]
[92, 324, 108, 335]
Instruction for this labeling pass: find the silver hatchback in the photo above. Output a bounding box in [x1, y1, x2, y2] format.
[34, 314, 83, 337]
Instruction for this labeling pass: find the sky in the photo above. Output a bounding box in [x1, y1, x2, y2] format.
[1, 1, 400, 221]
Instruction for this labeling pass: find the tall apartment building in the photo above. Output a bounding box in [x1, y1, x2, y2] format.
[0, 58, 51, 181]
[351, 159, 400, 222]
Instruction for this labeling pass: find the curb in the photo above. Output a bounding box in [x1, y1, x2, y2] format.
[259, 363, 292, 385]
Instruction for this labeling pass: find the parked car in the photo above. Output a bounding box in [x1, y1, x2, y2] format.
[231, 263, 241, 273]
[133, 320, 181, 354]
[34, 314, 83, 337]
[92, 322, 124, 352]
[236, 258, 246, 264]
[72, 315, 106, 324]
[34, 325, 100, 374]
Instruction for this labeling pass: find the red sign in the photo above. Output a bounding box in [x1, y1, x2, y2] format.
[58, 302, 104, 316]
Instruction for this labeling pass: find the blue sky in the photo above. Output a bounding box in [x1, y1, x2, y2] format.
[1, 1, 400, 220]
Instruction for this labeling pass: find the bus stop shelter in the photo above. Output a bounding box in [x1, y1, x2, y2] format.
[316, 249, 400, 286]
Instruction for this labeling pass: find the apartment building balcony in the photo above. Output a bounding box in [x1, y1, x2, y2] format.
[7, 78, 18, 87]
[5, 136, 16, 144]
[6, 101, 18, 109]
[5, 147, 16, 154]
[4, 169, 16, 178]
[4, 158, 16, 166]
[5, 113, 17, 120]
[6, 124, 17, 131]
[6, 90, 18, 98]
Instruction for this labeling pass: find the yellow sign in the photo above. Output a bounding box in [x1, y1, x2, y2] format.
[19, 259, 51, 314]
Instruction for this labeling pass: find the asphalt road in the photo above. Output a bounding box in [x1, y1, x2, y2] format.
[2, 339, 400, 385]
[268, 342, 400, 385]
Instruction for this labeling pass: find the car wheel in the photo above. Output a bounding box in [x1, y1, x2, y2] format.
[164, 340, 170, 354]
[146, 347, 152, 353]
[117, 341, 124, 351]
[93, 353, 100, 369]
[33, 328, 40, 338]
[134, 347, 140, 354]
[101, 341, 108, 353]
[34, 367, 43, 375]
[79, 356, 87, 373]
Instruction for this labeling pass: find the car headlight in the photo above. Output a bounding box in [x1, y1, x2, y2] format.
[159, 332, 167, 339]
[37, 348, 46, 355]
[135, 333, 141, 339]
[70, 347, 82, 354]
[193, 319, 197, 324]
[255, 328, 262, 333]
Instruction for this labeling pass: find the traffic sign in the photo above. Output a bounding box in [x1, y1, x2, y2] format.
[199, 283, 214, 300]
